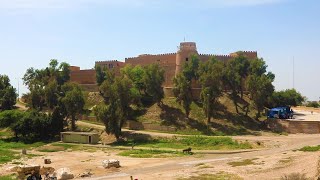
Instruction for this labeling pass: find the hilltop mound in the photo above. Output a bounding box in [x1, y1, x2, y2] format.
[85, 92, 263, 136]
[131, 94, 262, 135]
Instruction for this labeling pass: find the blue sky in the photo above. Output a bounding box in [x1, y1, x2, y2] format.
[0, 0, 319, 100]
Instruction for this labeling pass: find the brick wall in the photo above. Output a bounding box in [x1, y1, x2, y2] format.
[268, 119, 320, 134]
[70, 69, 96, 84]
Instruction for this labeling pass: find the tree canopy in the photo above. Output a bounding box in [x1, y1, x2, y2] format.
[22, 59, 84, 132]
[268, 89, 305, 107]
[0, 75, 17, 111]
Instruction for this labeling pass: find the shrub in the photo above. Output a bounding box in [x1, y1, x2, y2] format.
[306, 101, 320, 108]
[280, 173, 308, 180]
[0, 110, 24, 128]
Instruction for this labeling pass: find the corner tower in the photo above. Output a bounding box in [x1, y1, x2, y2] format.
[175, 42, 198, 76]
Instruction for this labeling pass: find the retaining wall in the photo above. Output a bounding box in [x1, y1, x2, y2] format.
[268, 119, 320, 134]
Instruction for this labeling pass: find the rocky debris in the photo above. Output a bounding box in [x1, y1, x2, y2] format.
[54, 168, 74, 180]
[16, 164, 41, 179]
[40, 166, 55, 175]
[21, 149, 27, 155]
[78, 170, 93, 178]
[102, 159, 120, 168]
[6, 165, 19, 172]
[44, 159, 52, 164]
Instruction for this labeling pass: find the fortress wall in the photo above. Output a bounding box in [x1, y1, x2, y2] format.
[70, 69, 96, 84]
[163, 65, 176, 87]
[126, 53, 177, 87]
[70, 66, 80, 71]
[242, 51, 258, 59]
[95, 60, 125, 76]
[268, 119, 320, 134]
[125, 53, 176, 66]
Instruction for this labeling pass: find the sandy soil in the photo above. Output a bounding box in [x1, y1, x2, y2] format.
[2, 110, 320, 179]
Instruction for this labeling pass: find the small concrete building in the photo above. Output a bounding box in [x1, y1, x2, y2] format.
[60, 132, 99, 144]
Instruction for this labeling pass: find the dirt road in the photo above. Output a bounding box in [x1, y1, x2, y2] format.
[76, 116, 320, 180]
[75, 133, 320, 180]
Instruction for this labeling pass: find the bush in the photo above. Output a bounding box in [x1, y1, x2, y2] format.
[306, 101, 320, 108]
[0, 110, 63, 142]
[0, 110, 24, 128]
[280, 173, 308, 180]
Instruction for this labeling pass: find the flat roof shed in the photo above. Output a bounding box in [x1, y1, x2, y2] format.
[60, 132, 99, 144]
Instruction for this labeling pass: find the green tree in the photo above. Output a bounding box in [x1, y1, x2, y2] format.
[268, 89, 305, 107]
[96, 75, 133, 140]
[61, 83, 85, 131]
[44, 79, 58, 109]
[234, 54, 250, 98]
[95, 102, 123, 141]
[198, 58, 224, 123]
[23, 60, 71, 110]
[182, 54, 200, 81]
[95, 65, 106, 86]
[121, 64, 145, 95]
[143, 64, 165, 106]
[0, 75, 17, 110]
[173, 54, 200, 117]
[247, 58, 275, 118]
[173, 74, 192, 118]
[223, 59, 242, 113]
[0, 110, 24, 128]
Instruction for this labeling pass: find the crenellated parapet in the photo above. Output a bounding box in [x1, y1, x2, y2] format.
[199, 53, 215, 56]
[125, 53, 176, 60]
[70, 42, 259, 94]
[95, 60, 123, 63]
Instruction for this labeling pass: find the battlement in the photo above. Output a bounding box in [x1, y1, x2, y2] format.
[242, 51, 257, 53]
[199, 53, 215, 56]
[71, 42, 259, 94]
[179, 42, 197, 51]
[213, 54, 232, 57]
[125, 53, 176, 60]
[95, 60, 121, 63]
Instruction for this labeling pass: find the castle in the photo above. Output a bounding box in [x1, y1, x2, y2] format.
[69, 42, 258, 96]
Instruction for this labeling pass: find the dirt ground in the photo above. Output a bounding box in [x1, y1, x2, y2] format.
[2, 109, 320, 180]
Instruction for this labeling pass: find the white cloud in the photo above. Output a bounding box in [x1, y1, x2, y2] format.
[0, 0, 284, 9]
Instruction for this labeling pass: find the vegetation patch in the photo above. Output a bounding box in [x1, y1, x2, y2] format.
[280, 173, 308, 180]
[0, 139, 46, 164]
[178, 172, 243, 180]
[37, 143, 81, 152]
[43, 143, 99, 152]
[299, 145, 320, 152]
[113, 136, 252, 150]
[0, 140, 45, 150]
[197, 164, 213, 169]
[37, 145, 66, 152]
[279, 157, 292, 164]
[118, 149, 186, 158]
[0, 174, 17, 180]
[228, 158, 258, 167]
[0, 129, 13, 138]
[0, 149, 19, 164]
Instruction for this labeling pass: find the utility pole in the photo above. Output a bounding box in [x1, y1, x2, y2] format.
[293, 57, 295, 89]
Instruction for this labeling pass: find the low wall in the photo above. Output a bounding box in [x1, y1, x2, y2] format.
[268, 119, 320, 134]
[126, 120, 177, 132]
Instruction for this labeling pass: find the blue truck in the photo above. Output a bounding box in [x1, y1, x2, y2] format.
[267, 106, 293, 119]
